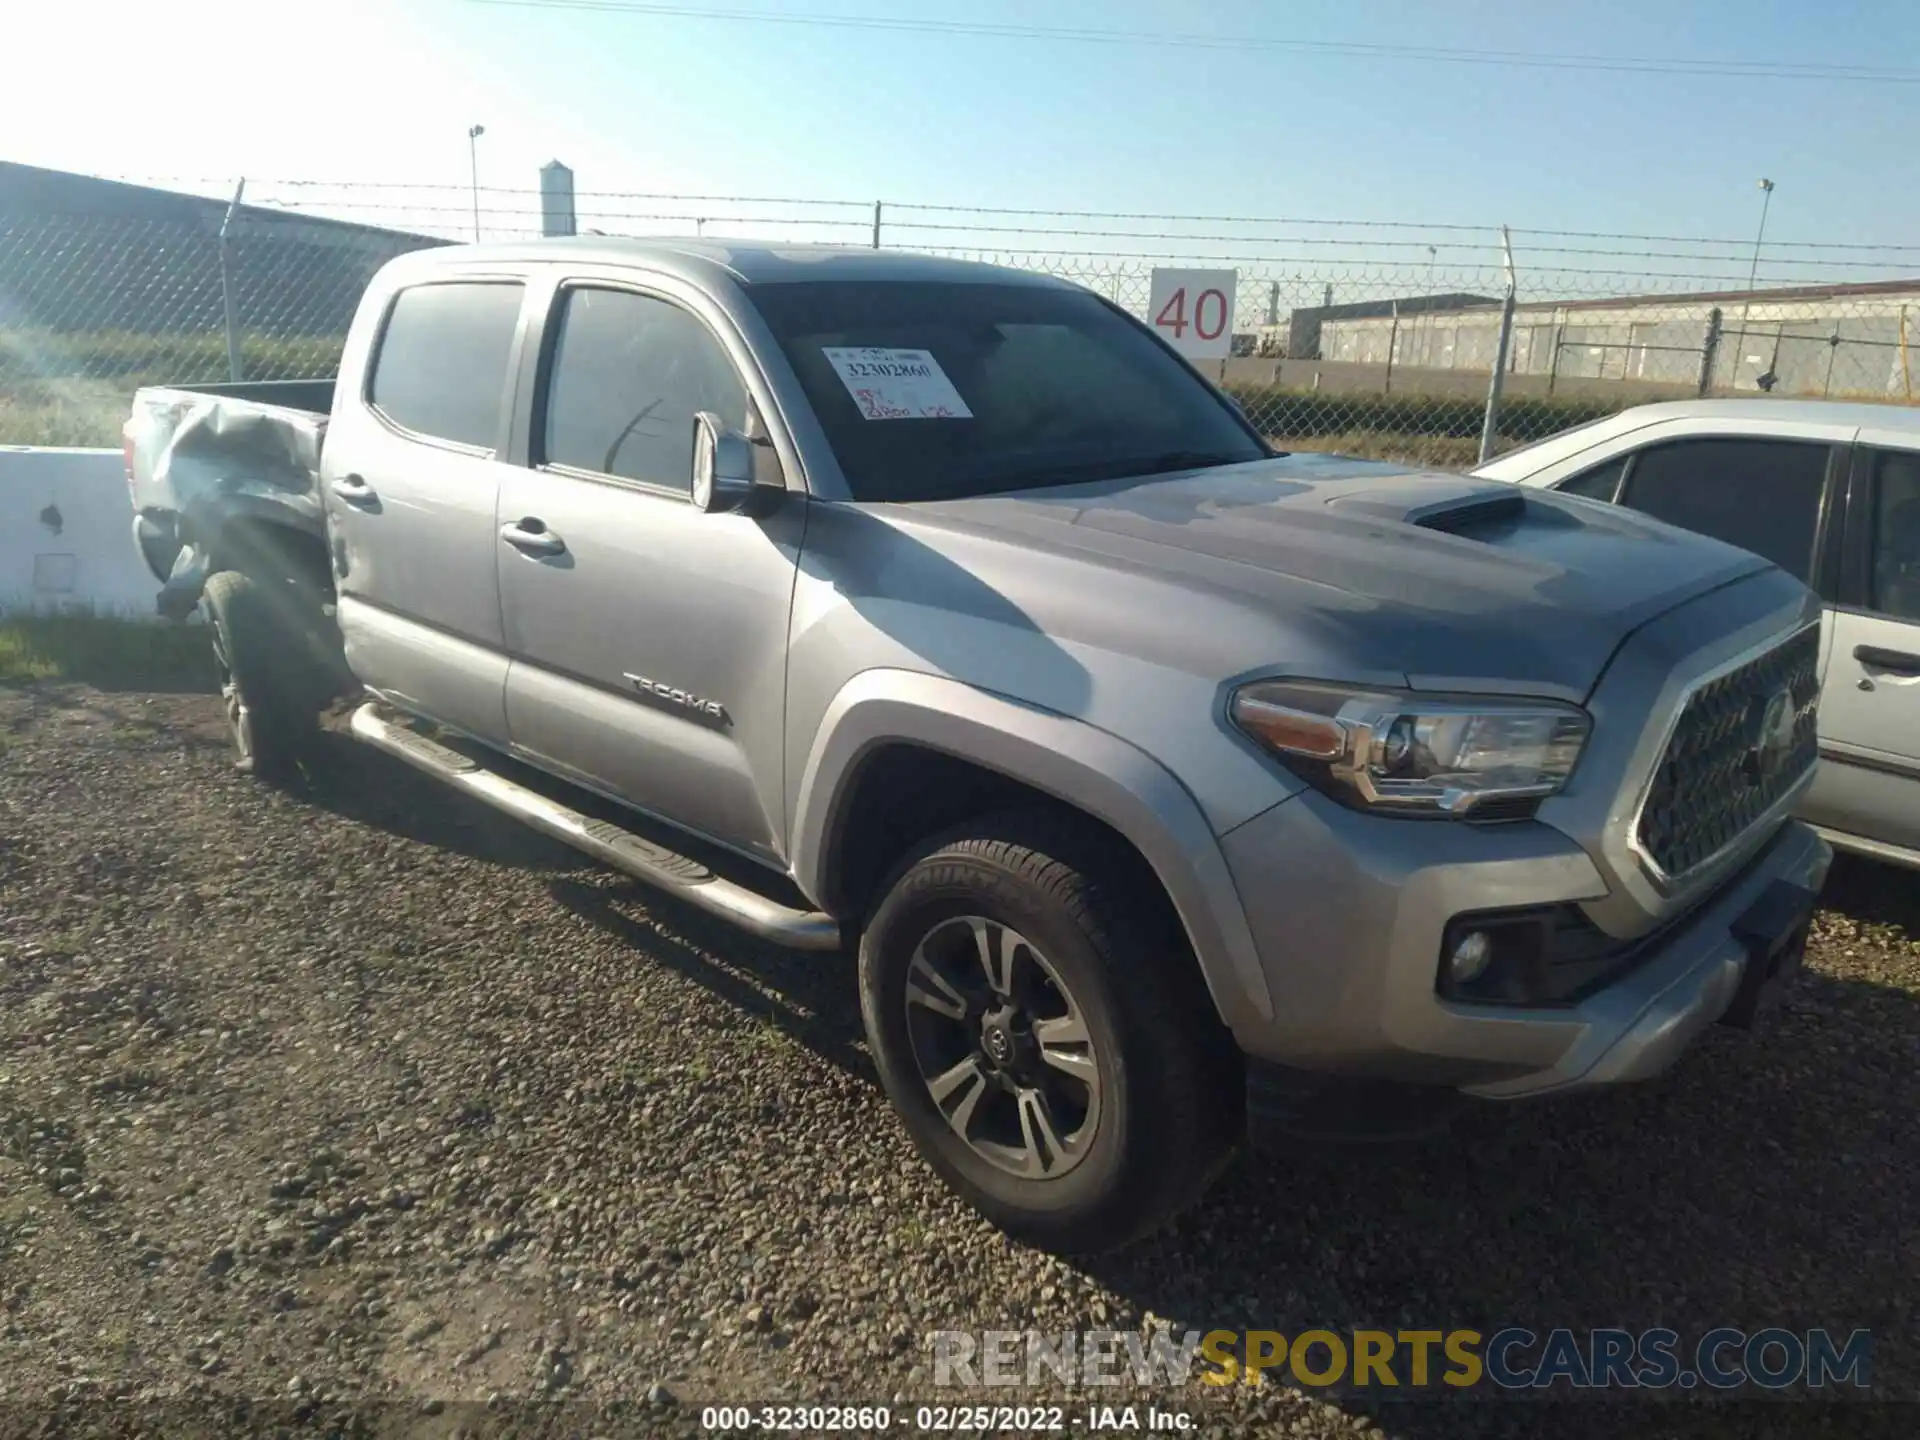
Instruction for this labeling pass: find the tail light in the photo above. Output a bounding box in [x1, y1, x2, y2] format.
[121, 420, 137, 492]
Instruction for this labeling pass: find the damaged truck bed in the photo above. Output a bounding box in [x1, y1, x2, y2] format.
[125, 379, 334, 619]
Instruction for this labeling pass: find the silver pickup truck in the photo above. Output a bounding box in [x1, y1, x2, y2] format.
[125, 238, 1832, 1252]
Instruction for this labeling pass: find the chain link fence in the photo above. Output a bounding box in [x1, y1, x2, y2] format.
[0, 204, 444, 446]
[5, 175, 1918, 468]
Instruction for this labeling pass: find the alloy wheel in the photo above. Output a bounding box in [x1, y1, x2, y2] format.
[902, 915, 1102, 1179]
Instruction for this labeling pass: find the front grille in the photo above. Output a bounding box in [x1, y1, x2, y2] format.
[1635, 625, 1820, 880]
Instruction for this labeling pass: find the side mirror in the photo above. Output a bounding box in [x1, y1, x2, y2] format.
[691, 411, 758, 514]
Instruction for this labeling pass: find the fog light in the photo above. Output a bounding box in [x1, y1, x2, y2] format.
[1448, 930, 1494, 984]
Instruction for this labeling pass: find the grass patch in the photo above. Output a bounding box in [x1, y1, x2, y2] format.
[0, 614, 215, 693]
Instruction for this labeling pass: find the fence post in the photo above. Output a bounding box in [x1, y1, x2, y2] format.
[1545, 308, 1564, 397]
[218, 178, 247, 383]
[1902, 306, 1913, 401]
[1697, 306, 1722, 396]
[1383, 299, 1399, 396]
[871, 201, 882, 249]
[1478, 226, 1517, 466]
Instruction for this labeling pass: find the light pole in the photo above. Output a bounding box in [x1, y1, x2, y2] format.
[1737, 178, 1775, 387]
[467, 124, 486, 242]
[1746, 178, 1775, 294]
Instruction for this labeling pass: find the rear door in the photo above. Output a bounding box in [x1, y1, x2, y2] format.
[495, 273, 805, 864]
[325, 274, 529, 743]
[1803, 444, 1920, 859]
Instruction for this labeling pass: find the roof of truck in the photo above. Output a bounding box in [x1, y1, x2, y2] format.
[400, 236, 1079, 289]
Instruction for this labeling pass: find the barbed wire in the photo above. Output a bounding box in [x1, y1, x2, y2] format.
[98, 179, 1920, 253]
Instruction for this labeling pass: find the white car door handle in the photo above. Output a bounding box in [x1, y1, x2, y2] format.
[1855, 644, 1920, 678]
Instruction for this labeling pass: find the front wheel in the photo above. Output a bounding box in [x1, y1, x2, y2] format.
[858, 814, 1239, 1252]
[203, 569, 322, 783]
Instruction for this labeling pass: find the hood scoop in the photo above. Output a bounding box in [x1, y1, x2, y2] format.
[1325, 477, 1531, 537]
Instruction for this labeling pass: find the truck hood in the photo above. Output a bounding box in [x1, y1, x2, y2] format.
[897, 454, 1776, 699]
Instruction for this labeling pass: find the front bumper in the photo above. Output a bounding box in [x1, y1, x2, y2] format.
[1217, 787, 1831, 1098]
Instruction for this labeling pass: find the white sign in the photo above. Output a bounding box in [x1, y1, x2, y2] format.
[822, 347, 974, 420]
[1147, 268, 1239, 361]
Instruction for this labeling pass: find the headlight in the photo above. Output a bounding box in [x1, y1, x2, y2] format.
[1229, 680, 1590, 818]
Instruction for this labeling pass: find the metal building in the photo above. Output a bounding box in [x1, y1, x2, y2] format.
[1308, 278, 1920, 401]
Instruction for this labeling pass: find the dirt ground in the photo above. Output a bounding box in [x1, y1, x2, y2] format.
[1, 679, 1914, 1439]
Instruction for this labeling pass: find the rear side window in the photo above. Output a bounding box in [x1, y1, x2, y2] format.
[1556, 455, 1628, 502]
[1618, 438, 1829, 581]
[368, 281, 524, 449]
[540, 287, 747, 491]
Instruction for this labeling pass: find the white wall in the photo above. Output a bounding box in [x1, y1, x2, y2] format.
[0, 447, 159, 616]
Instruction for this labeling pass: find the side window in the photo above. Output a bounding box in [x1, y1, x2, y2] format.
[541, 287, 747, 491]
[368, 282, 524, 448]
[1555, 455, 1628, 502]
[1617, 438, 1829, 582]
[1871, 450, 1920, 623]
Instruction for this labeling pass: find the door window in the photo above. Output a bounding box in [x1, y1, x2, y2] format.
[1555, 455, 1628, 502]
[1616, 438, 1829, 581]
[540, 287, 748, 492]
[1870, 450, 1920, 622]
[368, 281, 524, 449]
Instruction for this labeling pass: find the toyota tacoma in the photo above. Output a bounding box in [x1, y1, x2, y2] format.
[124, 239, 1831, 1251]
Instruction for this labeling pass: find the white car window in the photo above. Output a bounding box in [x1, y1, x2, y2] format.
[1556, 455, 1628, 502]
[1616, 438, 1829, 582]
[1872, 451, 1920, 623]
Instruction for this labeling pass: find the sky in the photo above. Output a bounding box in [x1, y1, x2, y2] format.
[6, 0, 1920, 292]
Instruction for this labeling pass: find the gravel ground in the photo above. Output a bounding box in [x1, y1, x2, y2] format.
[0, 679, 1914, 1439]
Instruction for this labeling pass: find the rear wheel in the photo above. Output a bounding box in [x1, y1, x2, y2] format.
[202, 569, 324, 783]
[858, 813, 1239, 1252]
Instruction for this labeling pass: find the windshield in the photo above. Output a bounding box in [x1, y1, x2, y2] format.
[747, 280, 1269, 502]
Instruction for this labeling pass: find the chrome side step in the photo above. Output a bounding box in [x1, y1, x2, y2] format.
[348, 702, 841, 951]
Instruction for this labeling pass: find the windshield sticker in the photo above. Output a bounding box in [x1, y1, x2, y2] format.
[822, 347, 974, 420]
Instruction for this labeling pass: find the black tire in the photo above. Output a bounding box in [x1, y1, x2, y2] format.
[858, 812, 1240, 1253]
[202, 569, 323, 783]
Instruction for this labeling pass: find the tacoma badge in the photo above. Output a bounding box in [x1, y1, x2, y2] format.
[623, 673, 727, 725]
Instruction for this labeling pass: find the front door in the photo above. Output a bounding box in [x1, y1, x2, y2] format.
[496, 281, 803, 863]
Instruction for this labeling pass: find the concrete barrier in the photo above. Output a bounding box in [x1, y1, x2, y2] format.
[0, 446, 159, 616]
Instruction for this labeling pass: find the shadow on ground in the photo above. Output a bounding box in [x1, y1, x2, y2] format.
[1072, 957, 1916, 1406]
[1821, 853, 1920, 937]
[294, 731, 582, 873]
[281, 728, 1918, 1411]
[548, 873, 873, 1085]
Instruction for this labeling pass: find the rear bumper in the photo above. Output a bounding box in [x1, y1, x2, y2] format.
[1217, 785, 1831, 1099]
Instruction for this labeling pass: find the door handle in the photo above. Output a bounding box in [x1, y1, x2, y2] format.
[329, 473, 378, 506]
[1854, 644, 1920, 677]
[500, 520, 566, 557]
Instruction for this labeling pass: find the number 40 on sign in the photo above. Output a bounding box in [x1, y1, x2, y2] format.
[1147, 268, 1239, 361]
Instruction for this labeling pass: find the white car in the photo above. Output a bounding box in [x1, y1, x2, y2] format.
[1478, 399, 1920, 872]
